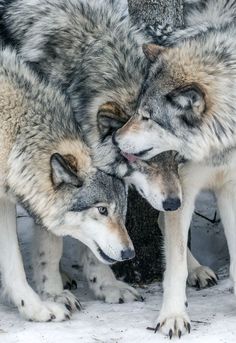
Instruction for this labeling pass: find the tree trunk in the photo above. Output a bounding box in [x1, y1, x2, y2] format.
[113, 0, 184, 284]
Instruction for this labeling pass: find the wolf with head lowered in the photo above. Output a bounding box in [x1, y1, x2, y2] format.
[0, 47, 135, 321]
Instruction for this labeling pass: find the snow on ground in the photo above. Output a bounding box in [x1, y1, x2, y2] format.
[0, 203, 236, 343]
[1, 269, 236, 343]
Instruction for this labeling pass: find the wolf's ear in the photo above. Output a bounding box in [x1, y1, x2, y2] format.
[170, 86, 206, 115]
[142, 44, 165, 62]
[97, 102, 129, 140]
[50, 153, 83, 188]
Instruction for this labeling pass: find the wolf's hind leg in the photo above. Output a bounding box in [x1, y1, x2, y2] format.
[0, 197, 71, 321]
[158, 212, 218, 289]
[187, 249, 217, 288]
[79, 242, 142, 303]
[217, 185, 236, 293]
[32, 226, 81, 312]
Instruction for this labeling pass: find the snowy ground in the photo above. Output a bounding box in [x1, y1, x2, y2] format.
[1, 194, 236, 343]
[1, 278, 236, 343]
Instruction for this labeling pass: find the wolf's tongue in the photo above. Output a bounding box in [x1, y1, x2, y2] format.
[121, 151, 138, 163]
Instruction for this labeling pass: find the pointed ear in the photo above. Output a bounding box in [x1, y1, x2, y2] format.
[50, 153, 83, 188]
[97, 102, 129, 140]
[142, 44, 165, 62]
[171, 86, 206, 116]
[168, 85, 206, 127]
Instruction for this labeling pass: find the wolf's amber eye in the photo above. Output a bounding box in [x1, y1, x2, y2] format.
[97, 206, 108, 216]
[142, 115, 150, 121]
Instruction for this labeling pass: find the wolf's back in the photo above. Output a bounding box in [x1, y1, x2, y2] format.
[0, 0, 129, 48]
[184, 0, 236, 27]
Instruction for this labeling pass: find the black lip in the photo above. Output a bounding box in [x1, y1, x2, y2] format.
[96, 244, 117, 264]
[133, 147, 153, 157]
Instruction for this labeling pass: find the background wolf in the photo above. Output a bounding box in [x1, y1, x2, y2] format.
[0, 0, 218, 305]
[0, 47, 136, 321]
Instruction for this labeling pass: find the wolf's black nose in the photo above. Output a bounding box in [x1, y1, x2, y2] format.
[112, 132, 118, 146]
[121, 248, 135, 260]
[163, 197, 181, 211]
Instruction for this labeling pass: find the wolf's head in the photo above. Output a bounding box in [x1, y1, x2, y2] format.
[43, 152, 134, 265]
[124, 152, 182, 211]
[96, 102, 182, 211]
[114, 36, 236, 162]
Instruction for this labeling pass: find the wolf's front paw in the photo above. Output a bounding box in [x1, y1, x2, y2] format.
[19, 298, 71, 322]
[188, 266, 218, 289]
[42, 290, 81, 312]
[94, 279, 143, 304]
[154, 312, 191, 338]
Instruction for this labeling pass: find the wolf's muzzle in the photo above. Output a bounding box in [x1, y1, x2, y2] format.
[162, 197, 181, 211]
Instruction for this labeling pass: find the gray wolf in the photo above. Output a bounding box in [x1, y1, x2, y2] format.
[114, 0, 236, 162]
[0, 47, 134, 321]
[0, 0, 217, 311]
[114, 0, 236, 337]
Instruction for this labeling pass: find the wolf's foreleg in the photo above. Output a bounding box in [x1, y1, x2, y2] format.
[158, 212, 217, 289]
[32, 226, 81, 312]
[79, 243, 142, 303]
[155, 185, 200, 337]
[0, 197, 71, 321]
[217, 184, 236, 293]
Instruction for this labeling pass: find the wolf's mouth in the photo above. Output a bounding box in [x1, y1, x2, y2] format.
[132, 147, 153, 157]
[121, 148, 153, 162]
[95, 243, 117, 264]
[121, 151, 139, 163]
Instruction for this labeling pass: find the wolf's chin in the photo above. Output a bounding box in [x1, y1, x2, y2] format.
[88, 241, 118, 265]
[96, 244, 117, 264]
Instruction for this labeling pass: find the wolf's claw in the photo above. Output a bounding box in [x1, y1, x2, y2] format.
[154, 313, 191, 337]
[188, 266, 217, 289]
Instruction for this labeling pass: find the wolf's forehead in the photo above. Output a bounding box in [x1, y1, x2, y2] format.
[70, 171, 127, 212]
[92, 170, 127, 214]
[93, 170, 127, 200]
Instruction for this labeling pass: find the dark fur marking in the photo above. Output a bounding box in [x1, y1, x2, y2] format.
[21, 300, 24, 306]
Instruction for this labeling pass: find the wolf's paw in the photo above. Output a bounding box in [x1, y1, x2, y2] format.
[18, 298, 71, 322]
[188, 266, 218, 289]
[61, 271, 77, 290]
[42, 290, 81, 312]
[154, 312, 191, 338]
[96, 280, 143, 304]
